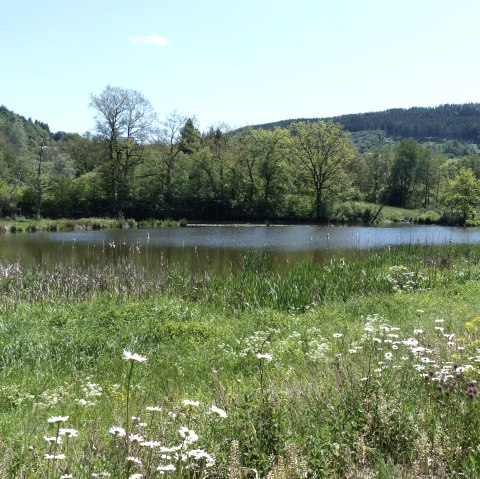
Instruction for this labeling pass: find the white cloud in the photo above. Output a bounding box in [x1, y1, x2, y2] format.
[132, 35, 169, 46]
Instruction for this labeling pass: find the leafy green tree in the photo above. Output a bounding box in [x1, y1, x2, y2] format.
[444, 167, 480, 224]
[236, 127, 261, 213]
[153, 111, 189, 217]
[7, 119, 27, 149]
[179, 118, 202, 154]
[362, 145, 393, 203]
[416, 147, 446, 207]
[386, 139, 423, 208]
[288, 121, 355, 222]
[63, 133, 104, 176]
[252, 128, 289, 218]
[90, 85, 156, 216]
[205, 125, 236, 207]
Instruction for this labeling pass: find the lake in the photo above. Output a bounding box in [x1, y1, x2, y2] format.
[1, 224, 480, 273]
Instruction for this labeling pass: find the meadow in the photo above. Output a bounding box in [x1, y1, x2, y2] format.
[1, 244, 480, 478]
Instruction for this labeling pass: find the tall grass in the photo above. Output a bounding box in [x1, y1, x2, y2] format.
[2, 244, 480, 477]
[0, 244, 479, 309]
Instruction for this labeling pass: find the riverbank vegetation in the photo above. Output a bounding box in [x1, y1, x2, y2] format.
[2, 97, 480, 225]
[2, 244, 480, 477]
[0, 205, 441, 235]
[0, 217, 183, 234]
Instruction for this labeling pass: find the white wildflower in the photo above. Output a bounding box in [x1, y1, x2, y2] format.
[256, 352, 273, 361]
[75, 398, 95, 407]
[44, 436, 62, 444]
[159, 445, 181, 453]
[179, 426, 198, 443]
[123, 351, 147, 363]
[129, 433, 144, 443]
[59, 428, 79, 438]
[188, 448, 215, 466]
[44, 453, 65, 460]
[146, 406, 162, 412]
[47, 415, 69, 423]
[210, 405, 227, 418]
[141, 440, 162, 448]
[109, 426, 126, 437]
[157, 464, 176, 473]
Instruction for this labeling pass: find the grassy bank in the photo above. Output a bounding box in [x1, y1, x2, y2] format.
[1, 245, 480, 477]
[335, 201, 443, 225]
[0, 217, 183, 233]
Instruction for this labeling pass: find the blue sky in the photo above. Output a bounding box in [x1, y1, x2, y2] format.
[2, 0, 480, 134]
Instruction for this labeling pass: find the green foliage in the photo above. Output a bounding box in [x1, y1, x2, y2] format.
[386, 138, 424, 207]
[2, 100, 480, 222]
[288, 120, 356, 221]
[445, 167, 480, 224]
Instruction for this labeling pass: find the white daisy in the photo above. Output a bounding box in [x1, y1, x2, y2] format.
[123, 350, 147, 362]
[109, 426, 126, 437]
[210, 405, 227, 418]
[47, 415, 69, 423]
[256, 352, 273, 361]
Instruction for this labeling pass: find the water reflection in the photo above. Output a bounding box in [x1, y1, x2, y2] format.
[0, 224, 479, 273]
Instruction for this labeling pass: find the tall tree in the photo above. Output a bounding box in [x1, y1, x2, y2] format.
[154, 111, 188, 216]
[179, 118, 202, 154]
[362, 145, 393, 203]
[445, 167, 480, 224]
[90, 85, 156, 216]
[386, 139, 423, 208]
[288, 121, 355, 222]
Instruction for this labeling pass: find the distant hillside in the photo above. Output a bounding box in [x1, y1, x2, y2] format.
[253, 103, 480, 145]
[0, 105, 52, 149]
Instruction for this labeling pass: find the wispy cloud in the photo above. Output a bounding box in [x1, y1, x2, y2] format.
[131, 35, 169, 47]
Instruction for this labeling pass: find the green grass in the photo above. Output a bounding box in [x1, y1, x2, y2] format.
[354, 201, 443, 224]
[2, 245, 480, 477]
[0, 217, 183, 234]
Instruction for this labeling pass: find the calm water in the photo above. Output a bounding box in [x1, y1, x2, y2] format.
[1, 224, 480, 273]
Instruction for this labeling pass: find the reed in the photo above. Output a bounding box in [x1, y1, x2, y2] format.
[0, 244, 478, 309]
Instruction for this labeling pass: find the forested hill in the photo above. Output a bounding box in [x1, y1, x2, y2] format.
[255, 103, 480, 143]
[0, 105, 52, 148]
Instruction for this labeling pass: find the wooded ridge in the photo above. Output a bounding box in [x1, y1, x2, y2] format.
[253, 103, 480, 144]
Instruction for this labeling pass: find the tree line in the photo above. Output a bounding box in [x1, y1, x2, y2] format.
[1, 87, 480, 224]
[257, 103, 480, 144]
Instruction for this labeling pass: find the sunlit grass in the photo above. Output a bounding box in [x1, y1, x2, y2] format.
[0, 217, 182, 234]
[2, 245, 480, 477]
